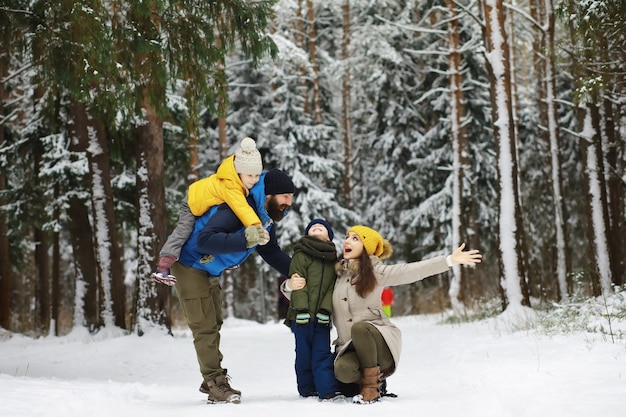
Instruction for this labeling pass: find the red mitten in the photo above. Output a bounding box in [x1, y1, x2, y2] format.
[157, 255, 176, 273]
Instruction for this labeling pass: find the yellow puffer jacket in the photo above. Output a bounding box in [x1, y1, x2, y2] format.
[187, 155, 262, 227]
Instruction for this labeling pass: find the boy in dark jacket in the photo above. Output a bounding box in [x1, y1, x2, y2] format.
[285, 219, 342, 401]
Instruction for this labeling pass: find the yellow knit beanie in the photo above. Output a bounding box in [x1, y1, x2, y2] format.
[348, 225, 385, 257]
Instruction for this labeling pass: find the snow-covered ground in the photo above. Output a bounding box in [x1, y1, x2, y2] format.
[1, 312, 624, 417]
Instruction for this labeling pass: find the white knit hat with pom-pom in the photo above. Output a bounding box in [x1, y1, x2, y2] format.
[233, 137, 263, 175]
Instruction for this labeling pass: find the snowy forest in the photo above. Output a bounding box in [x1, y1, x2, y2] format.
[0, 0, 624, 337]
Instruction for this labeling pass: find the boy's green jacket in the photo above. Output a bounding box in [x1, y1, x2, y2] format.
[285, 236, 338, 325]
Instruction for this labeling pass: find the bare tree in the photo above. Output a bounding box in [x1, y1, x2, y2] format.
[305, 0, 322, 125]
[560, 0, 623, 296]
[542, 0, 568, 300]
[67, 102, 106, 331]
[66, 101, 126, 329]
[446, 0, 471, 312]
[134, 94, 171, 334]
[481, 0, 530, 309]
[341, 0, 353, 210]
[34, 141, 51, 334]
[0, 52, 10, 330]
[129, 0, 171, 334]
[294, 0, 309, 116]
[0, 170, 9, 330]
[579, 101, 612, 296]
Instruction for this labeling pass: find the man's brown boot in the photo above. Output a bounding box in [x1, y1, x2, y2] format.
[203, 379, 241, 404]
[216, 372, 241, 396]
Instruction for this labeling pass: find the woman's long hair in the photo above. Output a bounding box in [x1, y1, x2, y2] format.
[354, 250, 376, 298]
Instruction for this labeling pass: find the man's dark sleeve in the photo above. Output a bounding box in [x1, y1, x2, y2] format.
[256, 225, 291, 277]
[196, 204, 248, 254]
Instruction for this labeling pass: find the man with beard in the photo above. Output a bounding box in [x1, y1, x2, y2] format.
[172, 168, 295, 405]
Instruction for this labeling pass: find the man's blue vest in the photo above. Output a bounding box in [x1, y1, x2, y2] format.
[178, 172, 273, 277]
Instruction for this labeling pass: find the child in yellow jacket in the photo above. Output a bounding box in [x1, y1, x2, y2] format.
[151, 137, 265, 285]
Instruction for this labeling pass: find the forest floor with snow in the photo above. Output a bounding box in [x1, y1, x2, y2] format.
[1, 296, 625, 417]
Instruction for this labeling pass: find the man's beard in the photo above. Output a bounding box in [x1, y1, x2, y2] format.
[266, 195, 290, 222]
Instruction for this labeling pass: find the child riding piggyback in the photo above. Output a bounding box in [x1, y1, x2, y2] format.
[151, 137, 266, 285]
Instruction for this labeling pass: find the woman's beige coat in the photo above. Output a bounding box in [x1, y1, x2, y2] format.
[332, 255, 450, 374]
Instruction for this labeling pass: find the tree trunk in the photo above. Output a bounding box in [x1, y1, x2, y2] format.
[580, 102, 612, 296]
[68, 100, 125, 330]
[52, 184, 60, 335]
[602, 96, 624, 287]
[67, 196, 99, 329]
[446, 0, 471, 312]
[0, 170, 9, 331]
[84, 106, 125, 329]
[543, 0, 569, 299]
[305, 0, 322, 124]
[34, 146, 51, 335]
[481, 0, 530, 309]
[506, 4, 532, 308]
[186, 84, 200, 183]
[66, 110, 101, 331]
[0, 55, 11, 330]
[294, 0, 309, 116]
[341, 0, 353, 210]
[216, 52, 231, 318]
[530, 0, 569, 301]
[134, 93, 171, 334]
[218, 114, 233, 317]
[129, 0, 171, 334]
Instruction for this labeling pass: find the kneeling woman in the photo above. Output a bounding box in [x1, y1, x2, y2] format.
[331, 226, 481, 404]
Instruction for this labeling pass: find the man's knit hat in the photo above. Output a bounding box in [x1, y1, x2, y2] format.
[347, 225, 393, 259]
[264, 169, 295, 195]
[233, 137, 263, 175]
[305, 218, 334, 241]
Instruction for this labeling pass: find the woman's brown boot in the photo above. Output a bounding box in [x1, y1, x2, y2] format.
[354, 366, 382, 404]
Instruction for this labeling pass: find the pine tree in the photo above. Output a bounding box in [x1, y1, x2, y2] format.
[557, 0, 626, 295]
